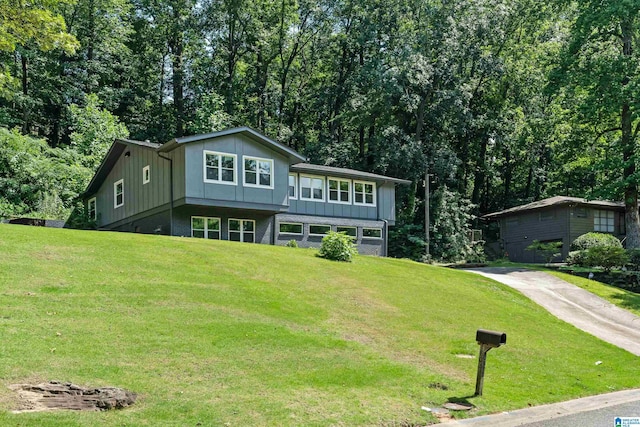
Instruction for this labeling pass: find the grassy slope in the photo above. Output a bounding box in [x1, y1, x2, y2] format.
[0, 225, 638, 426]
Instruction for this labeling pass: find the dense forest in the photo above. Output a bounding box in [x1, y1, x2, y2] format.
[0, 0, 639, 260]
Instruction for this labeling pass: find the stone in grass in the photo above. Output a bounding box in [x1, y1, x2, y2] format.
[10, 381, 137, 413]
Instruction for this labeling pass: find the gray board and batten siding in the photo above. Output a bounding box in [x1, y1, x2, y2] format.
[486, 197, 625, 263]
[181, 133, 292, 212]
[90, 140, 170, 228]
[83, 126, 410, 256]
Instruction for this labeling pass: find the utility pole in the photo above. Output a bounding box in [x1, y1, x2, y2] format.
[425, 166, 432, 259]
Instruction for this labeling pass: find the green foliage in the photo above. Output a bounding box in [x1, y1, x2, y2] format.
[626, 249, 640, 270]
[318, 231, 357, 262]
[582, 246, 629, 272]
[69, 94, 129, 170]
[388, 224, 426, 261]
[570, 232, 622, 251]
[430, 185, 477, 262]
[285, 239, 298, 248]
[566, 250, 587, 267]
[526, 240, 563, 263]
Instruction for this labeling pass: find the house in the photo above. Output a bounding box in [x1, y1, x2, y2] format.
[483, 196, 625, 262]
[83, 127, 410, 256]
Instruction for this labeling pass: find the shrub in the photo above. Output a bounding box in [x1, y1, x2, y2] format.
[626, 249, 640, 270]
[566, 250, 587, 266]
[319, 231, 357, 262]
[570, 232, 622, 251]
[582, 246, 629, 272]
[526, 240, 563, 263]
[285, 239, 299, 248]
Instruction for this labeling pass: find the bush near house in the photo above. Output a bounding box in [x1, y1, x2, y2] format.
[570, 232, 622, 251]
[319, 231, 358, 262]
[568, 232, 626, 271]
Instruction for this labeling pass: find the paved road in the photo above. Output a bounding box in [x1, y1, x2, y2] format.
[465, 267, 640, 356]
[522, 400, 640, 427]
[445, 389, 640, 426]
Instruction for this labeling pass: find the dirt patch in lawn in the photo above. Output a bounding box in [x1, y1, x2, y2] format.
[9, 381, 136, 413]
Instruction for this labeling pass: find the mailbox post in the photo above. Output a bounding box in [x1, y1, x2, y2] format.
[474, 329, 506, 396]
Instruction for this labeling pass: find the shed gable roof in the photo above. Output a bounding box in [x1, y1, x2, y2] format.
[483, 196, 624, 219]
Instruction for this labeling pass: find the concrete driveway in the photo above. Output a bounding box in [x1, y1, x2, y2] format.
[466, 267, 640, 356]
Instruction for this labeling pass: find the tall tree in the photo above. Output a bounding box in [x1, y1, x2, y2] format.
[552, 1, 640, 246]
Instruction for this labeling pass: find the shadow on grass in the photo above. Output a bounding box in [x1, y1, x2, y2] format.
[610, 292, 640, 312]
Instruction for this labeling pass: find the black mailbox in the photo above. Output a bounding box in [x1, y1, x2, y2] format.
[476, 329, 507, 347]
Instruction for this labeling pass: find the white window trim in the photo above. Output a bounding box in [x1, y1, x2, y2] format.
[299, 174, 326, 202]
[288, 173, 298, 200]
[309, 224, 331, 236]
[279, 222, 303, 235]
[242, 155, 274, 189]
[203, 150, 237, 185]
[87, 197, 97, 220]
[114, 179, 124, 209]
[228, 218, 256, 243]
[327, 177, 352, 205]
[353, 180, 377, 207]
[362, 227, 383, 239]
[336, 226, 357, 238]
[143, 165, 150, 184]
[191, 216, 221, 239]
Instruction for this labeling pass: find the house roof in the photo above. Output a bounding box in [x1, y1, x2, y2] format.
[290, 163, 411, 185]
[157, 126, 307, 163]
[83, 138, 160, 197]
[483, 196, 625, 219]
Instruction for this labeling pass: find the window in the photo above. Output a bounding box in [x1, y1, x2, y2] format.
[229, 219, 255, 243]
[114, 179, 124, 208]
[204, 151, 236, 184]
[244, 156, 273, 188]
[336, 226, 357, 238]
[288, 174, 297, 199]
[279, 222, 303, 234]
[362, 228, 382, 239]
[619, 213, 626, 235]
[353, 181, 375, 206]
[300, 175, 325, 201]
[191, 217, 220, 239]
[328, 178, 351, 204]
[87, 197, 96, 220]
[309, 224, 331, 236]
[143, 165, 150, 184]
[594, 210, 614, 232]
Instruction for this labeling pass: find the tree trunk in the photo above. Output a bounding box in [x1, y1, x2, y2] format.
[21, 53, 29, 134]
[170, 32, 184, 137]
[621, 17, 640, 248]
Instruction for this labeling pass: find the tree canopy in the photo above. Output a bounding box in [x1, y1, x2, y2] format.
[0, 0, 638, 261]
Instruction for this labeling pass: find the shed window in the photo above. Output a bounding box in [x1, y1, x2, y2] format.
[191, 216, 220, 239]
[328, 178, 351, 204]
[575, 208, 587, 218]
[229, 219, 255, 243]
[87, 197, 96, 220]
[244, 156, 273, 188]
[594, 210, 614, 232]
[354, 181, 375, 206]
[143, 165, 150, 184]
[204, 151, 236, 184]
[114, 179, 124, 208]
[539, 211, 554, 221]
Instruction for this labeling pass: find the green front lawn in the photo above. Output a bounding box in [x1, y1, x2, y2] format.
[0, 224, 638, 426]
